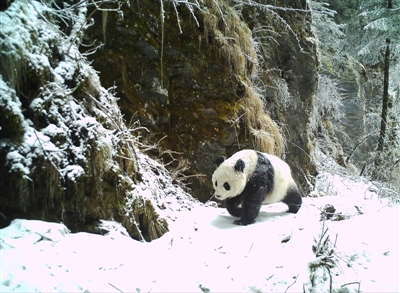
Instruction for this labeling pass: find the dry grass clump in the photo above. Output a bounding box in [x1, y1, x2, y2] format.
[122, 196, 169, 242]
[240, 79, 284, 155]
[202, 0, 257, 77]
[201, 0, 284, 155]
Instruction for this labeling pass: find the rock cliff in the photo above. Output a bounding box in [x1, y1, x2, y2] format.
[85, 0, 318, 201]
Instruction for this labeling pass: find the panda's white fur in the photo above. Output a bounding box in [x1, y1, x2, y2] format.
[212, 149, 301, 225]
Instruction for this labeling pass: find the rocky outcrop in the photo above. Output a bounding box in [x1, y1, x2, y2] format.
[327, 57, 370, 164]
[85, 0, 318, 200]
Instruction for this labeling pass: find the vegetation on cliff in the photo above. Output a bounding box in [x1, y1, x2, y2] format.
[0, 0, 199, 241]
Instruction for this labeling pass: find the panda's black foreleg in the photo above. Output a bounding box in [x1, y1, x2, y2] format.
[234, 187, 265, 226]
[226, 195, 243, 217]
[282, 187, 302, 214]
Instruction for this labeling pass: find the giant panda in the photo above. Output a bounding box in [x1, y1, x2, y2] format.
[212, 149, 302, 225]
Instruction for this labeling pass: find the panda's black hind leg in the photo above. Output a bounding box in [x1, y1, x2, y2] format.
[282, 187, 302, 214]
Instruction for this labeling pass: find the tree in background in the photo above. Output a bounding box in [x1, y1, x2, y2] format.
[308, 0, 344, 51]
[339, 0, 400, 182]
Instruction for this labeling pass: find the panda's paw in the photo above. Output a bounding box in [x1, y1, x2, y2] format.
[233, 219, 242, 225]
[233, 219, 255, 226]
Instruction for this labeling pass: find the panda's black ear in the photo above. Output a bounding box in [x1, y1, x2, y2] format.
[235, 159, 245, 172]
[215, 156, 226, 167]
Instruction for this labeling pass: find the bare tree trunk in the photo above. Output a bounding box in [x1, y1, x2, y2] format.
[376, 38, 391, 153]
[372, 38, 390, 178]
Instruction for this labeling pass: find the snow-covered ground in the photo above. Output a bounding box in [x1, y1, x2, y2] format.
[1, 171, 399, 293]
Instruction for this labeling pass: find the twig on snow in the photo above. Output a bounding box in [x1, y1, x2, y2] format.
[285, 273, 300, 293]
[341, 281, 361, 293]
[109, 282, 124, 293]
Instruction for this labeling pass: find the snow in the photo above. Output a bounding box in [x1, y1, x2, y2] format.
[1, 183, 399, 293]
[54, 61, 78, 83]
[62, 165, 85, 181]
[5, 151, 30, 175]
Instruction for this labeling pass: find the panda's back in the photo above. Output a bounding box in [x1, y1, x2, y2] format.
[259, 153, 296, 204]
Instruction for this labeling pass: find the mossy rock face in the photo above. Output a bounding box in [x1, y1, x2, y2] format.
[85, 0, 319, 200]
[0, 103, 25, 143]
[0, 80, 25, 143]
[84, 1, 254, 202]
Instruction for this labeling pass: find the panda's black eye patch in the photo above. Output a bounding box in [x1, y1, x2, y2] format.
[223, 182, 230, 191]
[215, 181, 218, 187]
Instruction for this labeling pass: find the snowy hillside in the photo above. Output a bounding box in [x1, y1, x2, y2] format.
[1, 167, 399, 292]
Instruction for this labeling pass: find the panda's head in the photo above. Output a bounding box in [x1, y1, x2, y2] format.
[211, 155, 249, 200]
